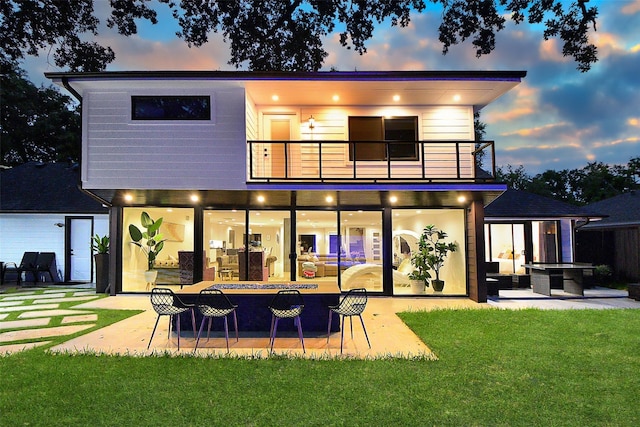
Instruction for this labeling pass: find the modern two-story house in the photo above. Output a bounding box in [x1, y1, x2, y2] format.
[46, 70, 526, 302]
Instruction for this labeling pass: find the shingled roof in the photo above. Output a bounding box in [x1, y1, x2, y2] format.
[485, 189, 601, 219]
[579, 191, 640, 229]
[0, 162, 107, 214]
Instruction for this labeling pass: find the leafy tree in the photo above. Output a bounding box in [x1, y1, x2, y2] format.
[497, 158, 640, 205]
[1, 61, 80, 166]
[1, 0, 599, 72]
[529, 169, 576, 204]
[569, 161, 637, 204]
[496, 164, 531, 190]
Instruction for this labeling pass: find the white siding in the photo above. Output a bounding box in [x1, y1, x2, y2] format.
[0, 214, 108, 280]
[82, 88, 248, 191]
[253, 105, 475, 179]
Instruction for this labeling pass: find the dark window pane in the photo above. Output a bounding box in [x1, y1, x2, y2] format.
[132, 96, 211, 120]
[349, 116, 418, 160]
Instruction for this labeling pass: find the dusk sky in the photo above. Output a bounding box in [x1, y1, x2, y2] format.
[23, 0, 640, 175]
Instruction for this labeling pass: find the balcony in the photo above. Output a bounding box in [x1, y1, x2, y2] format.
[248, 140, 496, 183]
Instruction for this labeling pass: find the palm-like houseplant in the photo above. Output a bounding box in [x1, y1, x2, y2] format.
[91, 234, 110, 293]
[408, 225, 458, 292]
[128, 212, 166, 285]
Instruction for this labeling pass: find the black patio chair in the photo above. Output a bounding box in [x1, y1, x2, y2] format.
[148, 288, 196, 350]
[194, 289, 239, 352]
[268, 290, 305, 353]
[33, 252, 58, 283]
[2, 252, 38, 286]
[327, 288, 371, 354]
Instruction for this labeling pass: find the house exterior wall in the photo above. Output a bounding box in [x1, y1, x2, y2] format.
[0, 213, 109, 280]
[81, 87, 247, 191]
[80, 84, 475, 191]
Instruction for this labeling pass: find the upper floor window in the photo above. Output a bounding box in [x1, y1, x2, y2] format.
[349, 116, 418, 161]
[131, 96, 211, 120]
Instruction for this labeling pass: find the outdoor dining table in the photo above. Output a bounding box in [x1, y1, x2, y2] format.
[174, 281, 341, 334]
[524, 263, 595, 296]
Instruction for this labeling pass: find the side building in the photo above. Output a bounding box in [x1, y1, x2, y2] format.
[0, 162, 109, 284]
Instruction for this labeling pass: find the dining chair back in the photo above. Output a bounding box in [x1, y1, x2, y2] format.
[148, 287, 196, 350]
[194, 288, 239, 352]
[327, 288, 371, 354]
[268, 290, 305, 353]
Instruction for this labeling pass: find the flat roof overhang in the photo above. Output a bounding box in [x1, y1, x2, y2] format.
[87, 183, 507, 209]
[46, 70, 526, 109]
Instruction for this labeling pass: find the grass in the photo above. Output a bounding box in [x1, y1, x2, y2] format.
[1, 308, 639, 426]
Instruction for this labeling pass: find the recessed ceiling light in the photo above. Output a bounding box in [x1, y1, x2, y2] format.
[325, 195, 333, 203]
[457, 195, 466, 203]
[271, 95, 279, 101]
[393, 95, 400, 102]
[389, 195, 398, 203]
[453, 94, 461, 102]
[190, 194, 199, 202]
[257, 195, 265, 203]
[124, 194, 133, 202]
[332, 95, 339, 101]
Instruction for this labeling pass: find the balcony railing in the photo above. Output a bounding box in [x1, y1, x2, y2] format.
[248, 140, 496, 182]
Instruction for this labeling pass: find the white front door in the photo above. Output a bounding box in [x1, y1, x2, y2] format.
[68, 217, 93, 282]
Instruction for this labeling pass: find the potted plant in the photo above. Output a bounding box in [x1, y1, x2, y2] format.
[409, 225, 458, 292]
[128, 211, 166, 287]
[91, 234, 110, 293]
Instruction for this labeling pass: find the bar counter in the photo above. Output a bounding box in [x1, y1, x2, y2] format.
[175, 281, 341, 333]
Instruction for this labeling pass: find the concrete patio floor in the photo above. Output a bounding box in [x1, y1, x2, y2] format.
[3, 284, 638, 359]
[48, 294, 483, 359]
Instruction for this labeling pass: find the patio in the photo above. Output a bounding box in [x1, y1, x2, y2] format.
[2, 285, 638, 358]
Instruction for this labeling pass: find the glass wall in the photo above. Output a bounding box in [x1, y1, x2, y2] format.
[122, 207, 194, 292]
[392, 209, 466, 295]
[203, 210, 246, 282]
[532, 221, 558, 263]
[246, 210, 290, 281]
[296, 211, 338, 285]
[485, 223, 526, 274]
[339, 210, 383, 292]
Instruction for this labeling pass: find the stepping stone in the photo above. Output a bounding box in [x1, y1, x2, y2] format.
[0, 324, 94, 342]
[18, 309, 91, 319]
[0, 301, 24, 307]
[61, 314, 98, 324]
[33, 296, 98, 304]
[0, 303, 59, 313]
[0, 317, 50, 330]
[0, 341, 51, 354]
[3, 293, 66, 301]
[1, 291, 37, 297]
[73, 291, 98, 297]
[0, 314, 7, 320]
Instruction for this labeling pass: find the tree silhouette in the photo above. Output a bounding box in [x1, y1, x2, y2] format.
[1, 0, 598, 72]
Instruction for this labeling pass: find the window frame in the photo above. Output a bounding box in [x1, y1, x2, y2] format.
[131, 96, 211, 121]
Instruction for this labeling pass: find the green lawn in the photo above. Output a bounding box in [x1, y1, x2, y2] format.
[1, 308, 639, 426]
